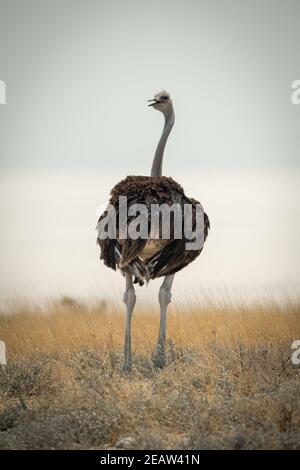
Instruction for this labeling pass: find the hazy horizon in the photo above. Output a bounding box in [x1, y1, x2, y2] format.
[0, 167, 299, 307]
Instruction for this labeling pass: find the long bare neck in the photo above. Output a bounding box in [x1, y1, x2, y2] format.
[151, 106, 175, 177]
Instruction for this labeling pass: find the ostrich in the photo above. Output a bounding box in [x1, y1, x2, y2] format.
[97, 90, 209, 370]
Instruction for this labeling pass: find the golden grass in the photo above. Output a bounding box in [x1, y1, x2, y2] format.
[0, 298, 300, 450]
[1, 298, 299, 358]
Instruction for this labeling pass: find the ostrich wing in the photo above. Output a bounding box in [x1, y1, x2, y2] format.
[147, 211, 210, 279]
[96, 208, 119, 270]
[97, 204, 148, 273]
[97, 176, 210, 283]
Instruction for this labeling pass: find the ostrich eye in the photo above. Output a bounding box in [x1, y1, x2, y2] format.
[161, 95, 169, 100]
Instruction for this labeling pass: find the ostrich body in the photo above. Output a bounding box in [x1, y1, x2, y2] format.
[97, 90, 209, 370]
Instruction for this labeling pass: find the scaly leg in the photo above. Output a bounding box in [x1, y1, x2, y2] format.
[154, 274, 175, 368]
[123, 272, 136, 371]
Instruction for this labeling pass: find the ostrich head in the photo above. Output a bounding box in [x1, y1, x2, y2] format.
[148, 90, 172, 114]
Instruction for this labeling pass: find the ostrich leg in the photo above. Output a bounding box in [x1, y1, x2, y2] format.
[154, 274, 175, 368]
[122, 272, 136, 371]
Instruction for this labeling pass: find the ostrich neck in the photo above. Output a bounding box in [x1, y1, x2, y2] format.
[151, 106, 175, 177]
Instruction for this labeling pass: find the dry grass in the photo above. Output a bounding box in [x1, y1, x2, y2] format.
[0, 297, 300, 449]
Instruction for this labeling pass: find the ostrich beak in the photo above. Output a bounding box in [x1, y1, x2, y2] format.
[147, 99, 157, 107]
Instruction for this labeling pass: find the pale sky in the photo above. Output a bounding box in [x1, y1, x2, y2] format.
[0, 1, 299, 304]
[0, 0, 299, 172]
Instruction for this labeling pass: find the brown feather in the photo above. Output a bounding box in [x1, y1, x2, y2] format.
[97, 175, 210, 285]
